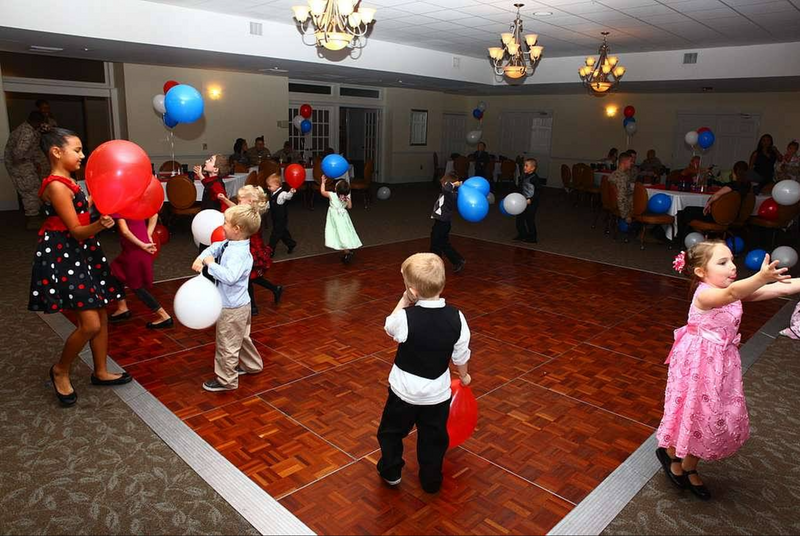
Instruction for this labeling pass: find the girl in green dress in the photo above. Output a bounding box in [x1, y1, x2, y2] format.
[321, 178, 362, 264]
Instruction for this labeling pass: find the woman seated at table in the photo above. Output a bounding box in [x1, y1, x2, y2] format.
[640, 149, 664, 177]
[600, 147, 618, 170]
[674, 161, 750, 246]
[230, 138, 249, 167]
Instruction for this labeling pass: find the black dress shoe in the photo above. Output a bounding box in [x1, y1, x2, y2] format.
[49, 366, 77, 407]
[287, 245, 296, 254]
[90, 372, 133, 386]
[273, 285, 284, 305]
[656, 447, 687, 489]
[146, 318, 173, 330]
[684, 470, 711, 500]
[512, 235, 525, 241]
[109, 311, 131, 323]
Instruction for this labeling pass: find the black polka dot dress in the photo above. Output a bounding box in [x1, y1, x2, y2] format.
[28, 176, 125, 314]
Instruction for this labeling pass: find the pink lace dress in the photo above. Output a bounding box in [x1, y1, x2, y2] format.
[656, 282, 749, 461]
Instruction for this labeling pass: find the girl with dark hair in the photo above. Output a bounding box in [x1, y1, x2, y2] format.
[321, 178, 361, 264]
[748, 134, 782, 186]
[31, 128, 131, 406]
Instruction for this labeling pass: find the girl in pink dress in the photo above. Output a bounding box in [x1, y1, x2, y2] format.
[657, 240, 800, 500]
[109, 214, 173, 329]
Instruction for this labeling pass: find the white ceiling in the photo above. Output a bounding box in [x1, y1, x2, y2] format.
[145, 0, 800, 58]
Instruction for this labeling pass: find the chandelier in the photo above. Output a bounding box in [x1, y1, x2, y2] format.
[292, 0, 376, 52]
[579, 32, 626, 95]
[488, 3, 543, 80]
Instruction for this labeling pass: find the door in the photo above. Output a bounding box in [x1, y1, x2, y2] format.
[528, 114, 553, 179]
[499, 111, 534, 160]
[441, 113, 467, 160]
[673, 112, 760, 171]
[364, 109, 379, 178]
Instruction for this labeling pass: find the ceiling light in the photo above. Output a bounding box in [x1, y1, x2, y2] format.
[579, 32, 625, 96]
[533, 11, 552, 16]
[489, 3, 544, 82]
[29, 45, 63, 52]
[292, 0, 376, 53]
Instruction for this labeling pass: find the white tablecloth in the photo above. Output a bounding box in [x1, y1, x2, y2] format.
[78, 173, 251, 204]
[645, 188, 769, 240]
[444, 161, 518, 183]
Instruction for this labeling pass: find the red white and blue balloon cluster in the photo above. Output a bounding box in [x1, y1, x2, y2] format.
[622, 105, 637, 136]
[152, 80, 205, 128]
[684, 126, 716, 151]
[292, 104, 313, 134]
[466, 101, 487, 145]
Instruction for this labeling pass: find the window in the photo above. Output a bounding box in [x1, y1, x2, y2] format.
[410, 110, 428, 146]
[288, 106, 333, 155]
[340, 87, 380, 99]
[0, 51, 106, 83]
[288, 82, 332, 95]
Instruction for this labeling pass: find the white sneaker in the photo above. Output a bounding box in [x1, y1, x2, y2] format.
[383, 476, 401, 486]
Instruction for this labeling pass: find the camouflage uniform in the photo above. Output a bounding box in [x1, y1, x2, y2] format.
[609, 168, 634, 220]
[3, 122, 49, 217]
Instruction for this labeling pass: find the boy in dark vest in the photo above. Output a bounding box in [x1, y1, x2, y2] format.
[377, 253, 472, 493]
[430, 173, 466, 273]
[265, 173, 297, 257]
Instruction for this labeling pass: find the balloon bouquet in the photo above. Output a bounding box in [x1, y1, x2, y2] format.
[152, 79, 206, 176]
[622, 105, 637, 140]
[290, 103, 313, 162]
[682, 126, 716, 189]
[466, 101, 486, 147]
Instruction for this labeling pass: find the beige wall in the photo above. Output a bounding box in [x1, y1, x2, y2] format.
[123, 64, 288, 170]
[0, 63, 18, 210]
[384, 88, 469, 183]
[471, 91, 800, 186]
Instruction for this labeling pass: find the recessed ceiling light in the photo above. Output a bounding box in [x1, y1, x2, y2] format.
[533, 11, 553, 16]
[29, 45, 63, 52]
[83, 47, 91, 52]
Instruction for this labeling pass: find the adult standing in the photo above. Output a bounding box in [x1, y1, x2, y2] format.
[609, 152, 634, 223]
[36, 99, 58, 128]
[748, 134, 782, 189]
[4, 111, 50, 228]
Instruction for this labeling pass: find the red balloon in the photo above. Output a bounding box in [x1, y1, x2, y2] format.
[623, 105, 636, 118]
[758, 197, 779, 220]
[299, 103, 313, 119]
[118, 176, 165, 220]
[697, 127, 711, 134]
[85, 140, 152, 214]
[210, 225, 226, 243]
[163, 80, 180, 95]
[284, 163, 306, 189]
[447, 378, 478, 449]
[153, 223, 170, 245]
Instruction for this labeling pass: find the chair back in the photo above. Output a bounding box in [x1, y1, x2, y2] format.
[734, 191, 756, 225]
[165, 175, 196, 210]
[312, 157, 325, 186]
[573, 163, 592, 190]
[571, 164, 583, 189]
[600, 176, 611, 210]
[710, 191, 742, 225]
[632, 182, 649, 217]
[561, 164, 572, 189]
[245, 171, 259, 187]
[160, 160, 182, 173]
[233, 162, 250, 173]
[259, 159, 280, 179]
[607, 181, 620, 216]
[453, 155, 469, 178]
[499, 159, 516, 181]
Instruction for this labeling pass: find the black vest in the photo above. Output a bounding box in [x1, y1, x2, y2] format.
[269, 186, 288, 223]
[394, 305, 461, 380]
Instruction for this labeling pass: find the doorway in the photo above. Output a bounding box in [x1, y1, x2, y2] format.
[339, 107, 379, 180]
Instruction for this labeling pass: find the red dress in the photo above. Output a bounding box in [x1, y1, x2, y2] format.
[110, 218, 154, 290]
[250, 226, 272, 279]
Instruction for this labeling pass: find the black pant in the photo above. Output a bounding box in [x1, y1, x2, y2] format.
[676, 206, 713, 245]
[430, 220, 463, 266]
[133, 288, 161, 311]
[269, 219, 296, 251]
[515, 197, 539, 241]
[248, 277, 278, 306]
[376, 387, 451, 493]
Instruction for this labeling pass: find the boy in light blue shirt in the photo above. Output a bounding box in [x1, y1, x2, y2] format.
[192, 204, 264, 391]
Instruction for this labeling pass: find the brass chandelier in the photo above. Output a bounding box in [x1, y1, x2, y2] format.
[292, 0, 377, 52]
[488, 3, 544, 80]
[579, 32, 626, 95]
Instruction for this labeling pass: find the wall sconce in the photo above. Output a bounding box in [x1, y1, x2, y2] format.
[605, 105, 617, 117]
[208, 86, 223, 100]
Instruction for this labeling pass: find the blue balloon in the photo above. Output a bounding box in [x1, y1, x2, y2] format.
[321, 154, 349, 178]
[457, 186, 489, 222]
[726, 236, 745, 255]
[163, 84, 204, 124]
[745, 249, 767, 271]
[472, 108, 483, 119]
[462, 176, 490, 196]
[618, 219, 629, 232]
[698, 130, 715, 149]
[163, 113, 178, 129]
[623, 117, 636, 127]
[499, 198, 510, 216]
[300, 119, 312, 134]
[647, 193, 672, 214]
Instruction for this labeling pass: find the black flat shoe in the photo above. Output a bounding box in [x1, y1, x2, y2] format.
[684, 470, 711, 500]
[109, 311, 131, 323]
[49, 366, 77, 406]
[90, 372, 133, 386]
[146, 318, 173, 330]
[273, 285, 284, 305]
[656, 447, 687, 489]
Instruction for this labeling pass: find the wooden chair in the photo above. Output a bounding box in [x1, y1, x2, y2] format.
[631, 182, 675, 250]
[350, 159, 374, 209]
[244, 171, 259, 187]
[497, 159, 517, 195]
[562, 164, 577, 205]
[574, 163, 600, 212]
[603, 179, 628, 243]
[689, 191, 741, 239]
[748, 200, 800, 249]
[453, 155, 469, 179]
[159, 160, 182, 174]
[233, 162, 250, 173]
[164, 174, 200, 229]
[259, 159, 280, 179]
[305, 157, 325, 210]
[432, 152, 444, 182]
[728, 191, 756, 233]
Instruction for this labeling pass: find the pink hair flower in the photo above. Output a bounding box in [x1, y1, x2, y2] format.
[672, 251, 686, 273]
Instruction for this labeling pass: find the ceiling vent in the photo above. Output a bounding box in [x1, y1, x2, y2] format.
[249, 22, 263, 36]
[683, 52, 698, 64]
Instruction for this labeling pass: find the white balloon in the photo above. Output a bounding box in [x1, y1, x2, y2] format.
[153, 94, 166, 115]
[684, 232, 704, 249]
[477, 101, 487, 112]
[466, 130, 482, 145]
[685, 130, 699, 147]
[625, 122, 637, 135]
[377, 186, 391, 200]
[191, 209, 225, 246]
[174, 276, 222, 330]
[292, 115, 305, 130]
[503, 193, 527, 215]
[487, 192, 495, 204]
[772, 179, 800, 206]
[771, 246, 798, 269]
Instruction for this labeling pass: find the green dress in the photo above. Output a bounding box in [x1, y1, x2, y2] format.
[325, 194, 362, 251]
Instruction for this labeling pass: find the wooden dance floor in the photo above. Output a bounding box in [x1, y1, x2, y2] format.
[90, 237, 784, 534]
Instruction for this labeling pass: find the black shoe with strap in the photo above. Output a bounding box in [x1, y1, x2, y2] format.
[656, 447, 687, 489]
[49, 366, 77, 407]
[90, 372, 133, 386]
[684, 470, 711, 500]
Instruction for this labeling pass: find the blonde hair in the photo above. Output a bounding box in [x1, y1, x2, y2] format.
[401, 253, 446, 299]
[266, 173, 282, 188]
[237, 185, 268, 213]
[683, 239, 726, 294]
[225, 204, 261, 237]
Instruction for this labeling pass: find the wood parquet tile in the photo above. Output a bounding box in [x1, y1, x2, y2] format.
[464, 379, 653, 504]
[80, 237, 790, 535]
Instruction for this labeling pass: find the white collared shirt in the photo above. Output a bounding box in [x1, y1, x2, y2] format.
[199, 239, 253, 309]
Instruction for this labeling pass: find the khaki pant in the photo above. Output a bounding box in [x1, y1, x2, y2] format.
[214, 304, 262, 388]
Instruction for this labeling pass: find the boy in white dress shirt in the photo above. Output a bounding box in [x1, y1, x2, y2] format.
[377, 253, 472, 493]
